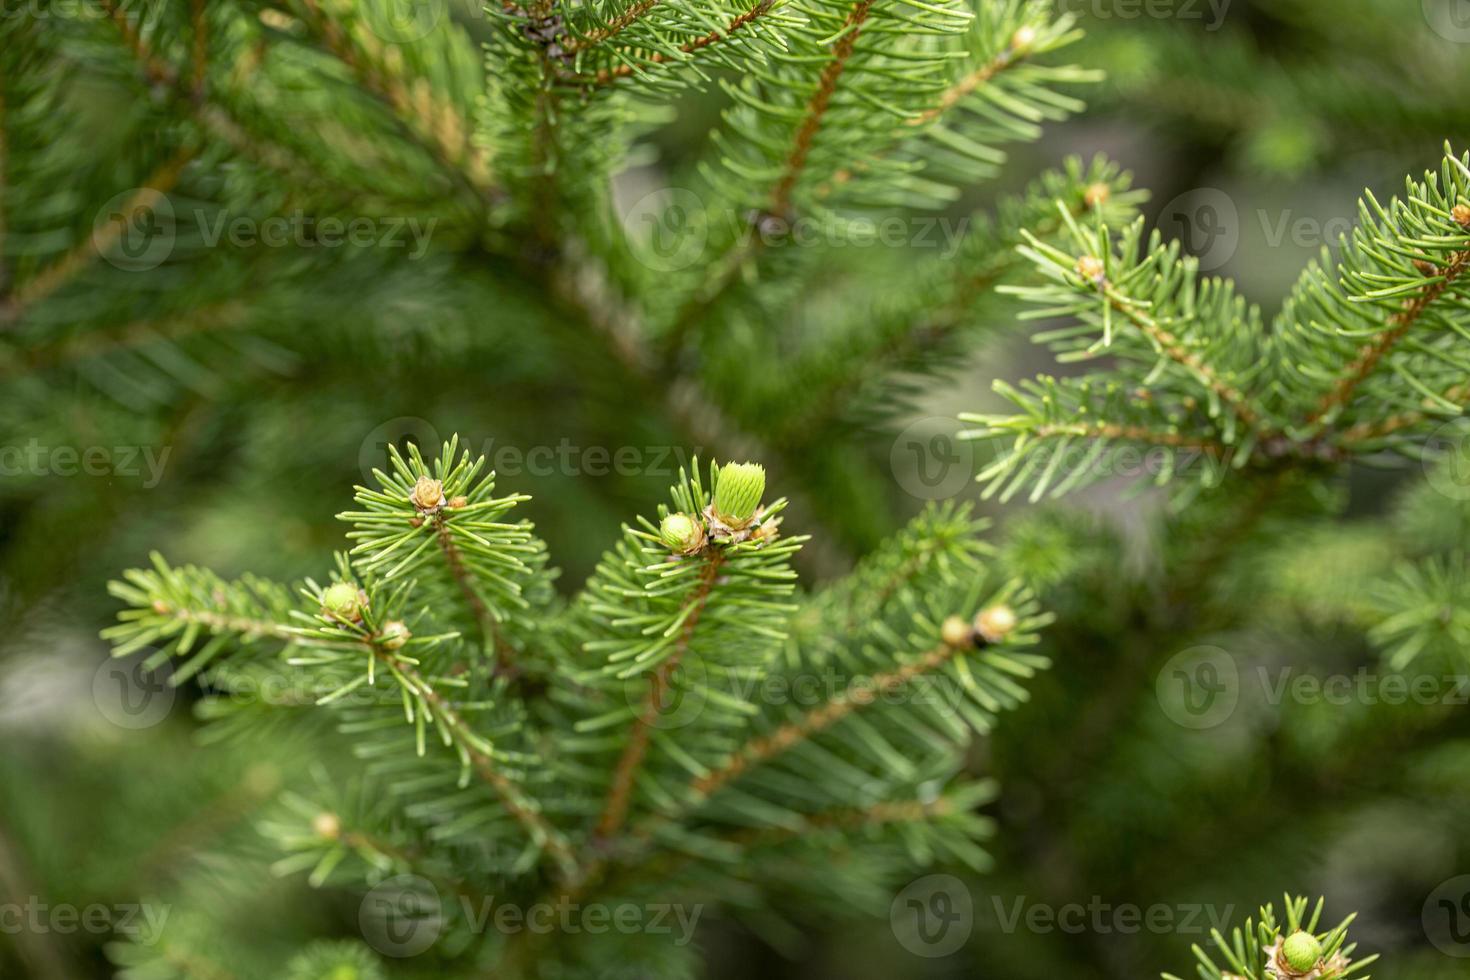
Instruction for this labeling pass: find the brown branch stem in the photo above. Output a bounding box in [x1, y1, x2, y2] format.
[594, 551, 725, 840]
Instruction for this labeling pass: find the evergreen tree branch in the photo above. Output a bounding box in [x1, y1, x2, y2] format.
[378, 649, 581, 880]
[291, 0, 494, 197]
[1306, 244, 1470, 427]
[906, 28, 1029, 129]
[0, 302, 248, 380]
[430, 508, 514, 673]
[585, 1, 777, 86]
[767, 0, 872, 219]
[8, 148, 195, 317]
[595, 551, 726, 840]
[686, 637, 962, 800]
[564, 0, 663, 53]
[190, 0, 209, 102]
[1092, 273, 1261, 430]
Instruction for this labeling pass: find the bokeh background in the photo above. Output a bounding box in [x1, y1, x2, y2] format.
[4, 0, 1470, 977]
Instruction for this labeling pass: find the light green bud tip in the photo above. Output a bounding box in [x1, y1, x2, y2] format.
[322, 582, 362, 620]
[713, 461, 766, 528]
[379, 620, 411, 650]
[659, 513, 704, 553]
[1282, 931, 1322, 973]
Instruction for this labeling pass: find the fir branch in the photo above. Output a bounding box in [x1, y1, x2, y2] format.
[292, 0, 494, 195]
[586, 1, 777, 86]
[1095, 276, 1261, 430]
[907, 31, 1026, 129]
[595, 551, 726, 840]
[379, 649, 581, 880]
[430, 508, 512, 673]
[0, 302, 248, 380]
[99, 0, 178, 86]
[1337, 381, 1470, 446]
[190, 0, 209, 101]
[1031, 421, 1228, 456]
[686, 637, 960, 800]
[1307, 244, 1470, 427]
[8, 147, 195, 316]
[768, 0, 873, 219]
[564, 0, 663, 53]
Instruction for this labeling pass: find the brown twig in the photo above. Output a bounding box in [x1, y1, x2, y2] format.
[8, 148, 195, 317]
[587, 0, 775, 85]
[431, 512, 513, 673]
[564, 0, 660, 53]
[1306, 248, 1470, 427]
[688, 638, 957, 799]
[594, 551, 725, 840]
[297, 0, 493, 193]
[768, 0, 872, 218]
[379, 649, 581, 881]
[1031, 422, 1228, 456]
[1101, 283, 1261, 430]
[0, 302, 247, 380]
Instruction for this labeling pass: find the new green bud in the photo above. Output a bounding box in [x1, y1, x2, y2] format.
[322, 582, 363, 621]
[1281, 932, 1322, 973]
[713, 461, 766, 529]
[379, 620, 412, 650]
[659, 512, 706, 555]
